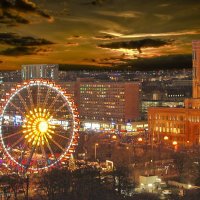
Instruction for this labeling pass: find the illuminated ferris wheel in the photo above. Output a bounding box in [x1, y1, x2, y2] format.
[0, 79, 79, 172]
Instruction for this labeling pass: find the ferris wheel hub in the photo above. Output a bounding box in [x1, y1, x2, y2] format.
[38, 121, 48, 133]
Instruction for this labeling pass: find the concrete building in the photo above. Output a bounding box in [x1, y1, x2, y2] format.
[21, 64, 59, 80]
[76, 78, 140, 123]
[148, 41, 200, 146]
[61, 78, 141, 131]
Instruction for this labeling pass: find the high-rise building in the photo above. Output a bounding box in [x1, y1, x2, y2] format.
[193, 40, 200, 98]
[21, 64, 59, 80]
[148, 41, 200, 146]
[75, 78, 140, 123]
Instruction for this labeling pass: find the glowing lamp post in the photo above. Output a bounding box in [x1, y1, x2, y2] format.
[112, 135, 117, 140]
[164, 136, 168, 141]
[172, 141, 178, 151]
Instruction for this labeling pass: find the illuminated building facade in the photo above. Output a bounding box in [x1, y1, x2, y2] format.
[148, 41, 200, 146]
[142, 100, 184, 119]
[76, 79, 140, 124]
[22, 64, 59, 80]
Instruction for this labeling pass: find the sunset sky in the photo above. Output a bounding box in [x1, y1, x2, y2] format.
[0, 0, 200, 70]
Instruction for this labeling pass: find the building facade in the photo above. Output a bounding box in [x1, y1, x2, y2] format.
[148, 41, 200, 146]
[75, 78, 140, 123]
[21, 64, 59, 80]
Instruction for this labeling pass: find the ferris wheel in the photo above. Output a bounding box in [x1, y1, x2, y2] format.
[0, 79, 79, 172]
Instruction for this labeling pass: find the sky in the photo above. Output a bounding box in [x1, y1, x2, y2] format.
[0, 0, 200, 70]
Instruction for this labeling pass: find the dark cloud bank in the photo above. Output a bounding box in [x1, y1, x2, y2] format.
[0, 32, 53, 56]
[0, 0, 51, 25]
[99, 38, 172, 53]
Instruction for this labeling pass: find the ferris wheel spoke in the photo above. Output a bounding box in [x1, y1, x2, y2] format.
[47, 93, 61, 111]
[40, 143, 49, 166]
[8, 101, 25, 116]
[18, 140, 29, 166]
[50, 131, 69, 140]
[25, 133, 41, 171]
[11, 136, 24, 148]
[16, 92, 29, 112]
[25, 145, 37, 171]
[51, 102, 68, 116]
[27, 86, 34, 110]
[47, 136, 65, 152]
[2, 130, 23, 139]
[43, 86, 52, 109]
[44, 135, 58, 160]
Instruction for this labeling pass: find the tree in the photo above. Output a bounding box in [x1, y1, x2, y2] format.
[111, 165, 135, 196]
[172, 152, 185, 181]
[0, 174, 24, 200]
[125, 193, 159, 200]
[72, 166, 101, 200]
[39, 168, 72, 200]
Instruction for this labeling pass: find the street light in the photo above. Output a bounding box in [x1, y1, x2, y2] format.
[112, 135, 117, 140]
[94, 143, 99, 160]
[172, 141, 178, 151]
[164, 136, 168, 141]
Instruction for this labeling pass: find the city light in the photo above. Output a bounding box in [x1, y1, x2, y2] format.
[188, 184, 192, 189]
[38, 121, 49, 133]
[112, 135, 117, 139]
[22, 108, 55, 146]
[164, 136, 168, 140]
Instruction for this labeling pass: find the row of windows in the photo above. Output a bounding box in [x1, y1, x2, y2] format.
[155, 122, 184, 129]
[82, 116, 124, 122]
[81, 102, 124, 106]
[149, 115, 184, 121]
[149, 114, 200, 123]
[154, 127, 183, 134]
[80, 84, 124, 88]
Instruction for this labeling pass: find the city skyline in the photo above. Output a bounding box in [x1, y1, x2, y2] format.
[0, 0, 199, 70]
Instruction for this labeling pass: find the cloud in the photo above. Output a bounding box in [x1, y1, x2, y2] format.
[64, 42, 79, 47]
[0, 46, 53, 56]
[93, 34, 116, 40]
[81, 0, 112, 6]
[0, 46, 37, 56]
[154, 14, 173, 21]
[100, 29, 200, 39]
[0, 32, 53, 46]
[94, 10, 142, 18]
[68, 35, 83, 39]
[0, 32, 54, 57]
[0, 0, 52, 25]
[0, 11, 29, 25]
[99, 38, 172, 53]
